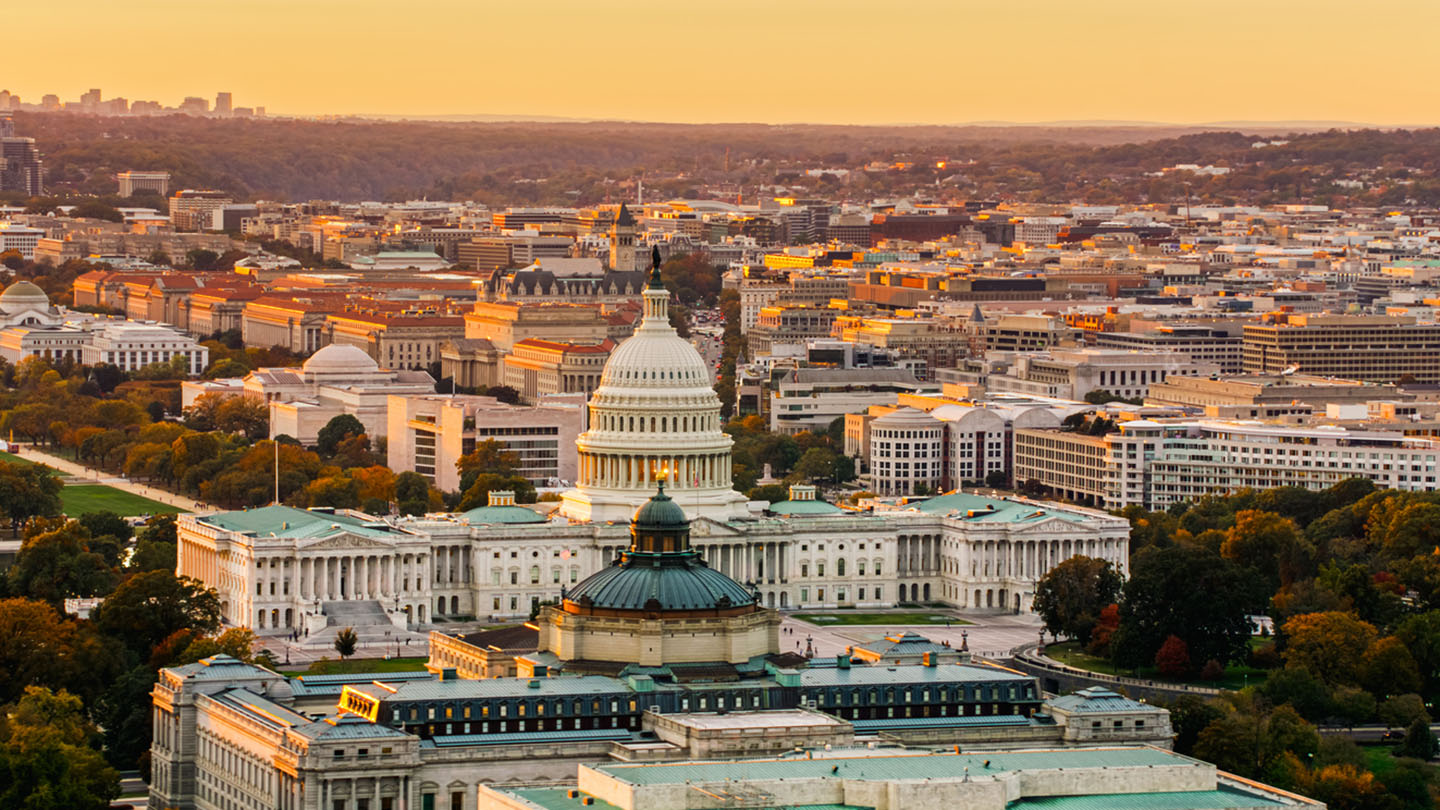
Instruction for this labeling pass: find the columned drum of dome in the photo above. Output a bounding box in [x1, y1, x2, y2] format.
[560, 248, 749, 523]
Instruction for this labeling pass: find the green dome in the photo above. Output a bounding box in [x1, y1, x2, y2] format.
[632, 481, 688, 529]
[561, 479, 757, 614]
[565, 559, 756, 613]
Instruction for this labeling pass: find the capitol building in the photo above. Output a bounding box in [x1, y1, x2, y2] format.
[145, 255, 1287, 810]
[176, 254, 1128, 634]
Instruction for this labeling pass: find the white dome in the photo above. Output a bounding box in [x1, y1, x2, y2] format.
[0, 281, 49, 314]
[600, 331, 713, 390]
[302, 344, 380, 375]
[560, 276, 748, 523]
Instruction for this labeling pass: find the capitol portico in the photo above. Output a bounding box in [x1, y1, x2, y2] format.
[176, 249, 1129, 634]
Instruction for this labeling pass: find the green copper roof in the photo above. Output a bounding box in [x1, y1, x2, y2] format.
[201, 505, 403, 539]
[462, 504, 547, 525]
[566, 555, 756, 612]
[633, 481, 688, 529]
[767, 498, 843, 516]
[910, 493, 1084, 523]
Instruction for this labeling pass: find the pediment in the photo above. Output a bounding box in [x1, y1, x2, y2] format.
[688, 517, 745, 538]
[299, 534, 396, 551]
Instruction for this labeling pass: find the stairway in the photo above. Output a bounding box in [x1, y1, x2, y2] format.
[321, 600, 393, 628]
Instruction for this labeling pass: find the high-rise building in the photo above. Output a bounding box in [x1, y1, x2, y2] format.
[179, 96, 208, 114]
[0, 115, 43, 196]
[214, 91, 232, 116]
[116, 170, 171, 197]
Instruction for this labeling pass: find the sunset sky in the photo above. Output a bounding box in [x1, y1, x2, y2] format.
[8, 0, 1438, 125]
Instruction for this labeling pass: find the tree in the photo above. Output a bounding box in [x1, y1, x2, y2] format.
[0, 461, 63, 535]
[1361, 636, 1422, 697]
[352, 465, 397, 506]
[334, 626, 358, 659]
[1378, 694, 1430, 730]
[458, 473, 536, 510]
[1155, 634, 1192, 678]
[0, 686, 120, 810]
[130, 514, 178, 572]
[1032, 555, 1124, 645]
[1261, 665, 1332, 722]
[395, 471, 432, 516]
[456, 439, 520, 488]
[1112, 545, 1262, 671]
[1220, 509, 1312, 591]
[789, 446, 840, 484]
[93, 571, 220, 657]
[1329, 685, 1376, 729]
[204, 357, 250, 379]
[1281, 611, 1378, 687]
[0, 598, 77, 705]
[1396, 716, 1439, 760]
[6, 521, 117, 604]
[1393, 611, 1440, 696]
[316, 414, 365, 457]
[749, 484, 789, 504]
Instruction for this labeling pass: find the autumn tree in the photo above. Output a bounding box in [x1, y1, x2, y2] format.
[1032, 555, 1124, 645]
[1281, 611, 1377, 687]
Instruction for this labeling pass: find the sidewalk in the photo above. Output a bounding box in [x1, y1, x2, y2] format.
[12, 445, 205, 512]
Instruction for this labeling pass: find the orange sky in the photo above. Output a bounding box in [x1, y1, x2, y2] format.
[6, 0, 1438, 124]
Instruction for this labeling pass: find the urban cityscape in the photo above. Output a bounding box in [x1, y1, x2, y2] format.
[1, 4, 1439, 810]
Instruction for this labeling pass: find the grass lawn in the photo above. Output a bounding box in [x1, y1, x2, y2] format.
[0, 451, 38, 465]
[1045, 640, 1269, 690]
[793, 612, 971, 626]
[281, 657, 430, 677]
[60, 484, 184, 517]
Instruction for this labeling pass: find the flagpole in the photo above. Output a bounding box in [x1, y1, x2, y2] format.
[274, 439, 279, 505]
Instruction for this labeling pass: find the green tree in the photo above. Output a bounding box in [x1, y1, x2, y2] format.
[316, 414, 365, 457]
[1112, 545, 1262, 670]
[395, 471, 432, 516]
[93, 571, 221, 657]
[0, 686, 120, 810]
[6, 521, 117, 604]
[130, 514, 178, 572]
[1397, 717, 1439, 760]
[334, 626, 358, 659]
[458, 473, 536, 510]
[1032, 555, 1123, 645]
[0, 461, 63, 535]
[1361, 635, 1422, 697]
[456, 438, 520, 489]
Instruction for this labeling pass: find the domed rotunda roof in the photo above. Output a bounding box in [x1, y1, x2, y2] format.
[0, 280, 50, 314]
[302, 344, 380, 375]
[562, 481, 757, 615]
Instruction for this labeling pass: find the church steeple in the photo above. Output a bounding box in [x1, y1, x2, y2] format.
[610, 203, 637, 271]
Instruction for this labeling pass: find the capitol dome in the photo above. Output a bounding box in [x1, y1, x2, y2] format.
[560, 248, 749, 523]
[302, 344, 381, 376]
[0, 280, 50, 315]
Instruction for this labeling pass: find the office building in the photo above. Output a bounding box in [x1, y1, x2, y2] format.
[169, 189, 233, 231]
[1242, 312, 1440, 383]
[387, 393, 586, 489]
[117, 170, 172, 197]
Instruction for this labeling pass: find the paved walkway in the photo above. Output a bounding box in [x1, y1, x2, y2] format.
[10, 444, 204, 512]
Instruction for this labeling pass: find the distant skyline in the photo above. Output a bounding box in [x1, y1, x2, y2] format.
[6, 0, 1439, 126]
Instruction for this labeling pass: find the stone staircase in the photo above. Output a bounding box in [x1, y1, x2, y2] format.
[321, 600, 393, 628]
